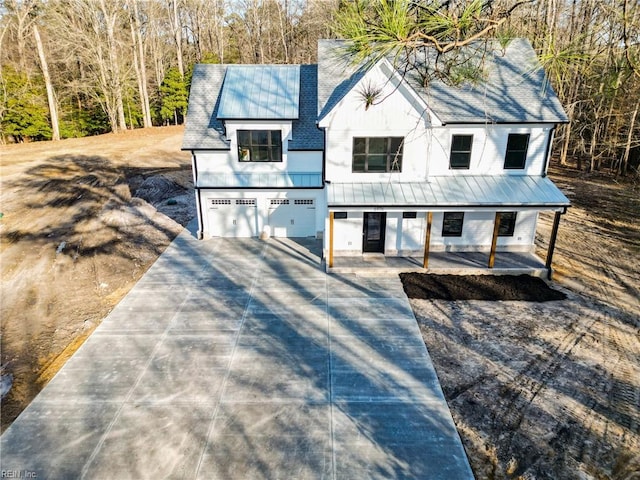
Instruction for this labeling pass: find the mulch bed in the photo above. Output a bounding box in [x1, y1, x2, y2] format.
[400, 273, 567, 301]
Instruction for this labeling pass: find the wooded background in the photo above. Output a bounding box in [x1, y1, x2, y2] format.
[1, 0, 638, 175]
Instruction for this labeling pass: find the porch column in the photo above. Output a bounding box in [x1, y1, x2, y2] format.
[422, 211, 433, 269]
[545, 211, 563, 279]
[329, 211, 334, 268]
[488, 212, 501, 268]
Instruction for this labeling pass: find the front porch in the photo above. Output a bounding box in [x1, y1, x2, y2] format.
[328, 250, 548, 277]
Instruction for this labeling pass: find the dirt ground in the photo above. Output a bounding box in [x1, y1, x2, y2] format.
[408, 165, 640, 479]
[400, 273, 567, 302]
[1, 126, 194, 430]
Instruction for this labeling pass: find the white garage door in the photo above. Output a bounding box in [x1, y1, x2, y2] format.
[268, 199, 316, 238]
[207, 198, 257, 237]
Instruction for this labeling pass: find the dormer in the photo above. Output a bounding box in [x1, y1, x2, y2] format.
[217, 65, 300, 165]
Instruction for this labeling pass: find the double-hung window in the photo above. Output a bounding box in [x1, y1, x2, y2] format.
[504, 134, 529, 169]
[442, 212, 464, 237]
[498, 212, 517, 236]
[449, 135, 473, 169]
[353, 137, 403, 172]
[238, 130, 282, 162]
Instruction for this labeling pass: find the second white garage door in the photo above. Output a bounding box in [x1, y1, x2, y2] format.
[207, 198, 257, 237]
[268, 199, 316, 237]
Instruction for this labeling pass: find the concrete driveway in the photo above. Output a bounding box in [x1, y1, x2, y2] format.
[0, 228, 474, 479]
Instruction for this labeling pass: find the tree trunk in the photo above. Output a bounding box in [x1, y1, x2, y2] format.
[130, 0, 153, 128]
[99, 0, 127, 131]
[172, 0, 185, 79]
[560, 104, 574, 167]
[33, 24, 60, 141]
[620, 102, 638, 175]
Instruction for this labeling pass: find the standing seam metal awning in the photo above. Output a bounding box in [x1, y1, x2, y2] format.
[196, 172, 322, 188]
[327, 176, 570, 209]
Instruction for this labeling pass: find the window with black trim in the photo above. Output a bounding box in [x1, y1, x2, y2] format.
[442, 212, 464, 237]
[449, 135, 473, 169]
[238, 130, 282, 162]
[353, 137, 403, 172]
[498, 212, 517, 236]
[504, 134, 529, 169]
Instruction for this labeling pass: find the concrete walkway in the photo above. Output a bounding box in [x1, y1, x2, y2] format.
[1, 228, 474, 479]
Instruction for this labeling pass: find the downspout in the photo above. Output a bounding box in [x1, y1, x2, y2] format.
[319, 123, 329, 260]
[191, 150, 204, 240]
[542, 126, 556, 177]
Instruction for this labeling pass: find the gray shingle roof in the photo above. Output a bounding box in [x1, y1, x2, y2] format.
[289, 65, 324, 150]
[183, 64, 324, 151]
[182, 64, 229, 150]
[318, 38, 568, 124]
[218, 65, 300, 119]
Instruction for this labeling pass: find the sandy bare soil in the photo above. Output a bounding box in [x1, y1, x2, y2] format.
[1, 126, 194, 430]
[409, 165, 640, 479]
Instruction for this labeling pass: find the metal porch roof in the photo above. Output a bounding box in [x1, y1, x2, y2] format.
[327, 175, 570, 208]
[217, 65, 300, 119]
[196, 172, 322, 189]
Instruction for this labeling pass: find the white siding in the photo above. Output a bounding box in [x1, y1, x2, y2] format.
[193, 121, 322, 176]
[429, 210, 538, 251]
[428, 125, 552, 176]
[331, 215, 363, 254]
[322, 62, 431, 183]
[286, 151, 322, 172]
[327, 209, 538, 255]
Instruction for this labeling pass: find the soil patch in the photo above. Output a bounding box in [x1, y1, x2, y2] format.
[412, 295, 640, 479]
[400, 273, 567, 301]
[0, 126, 194, 431]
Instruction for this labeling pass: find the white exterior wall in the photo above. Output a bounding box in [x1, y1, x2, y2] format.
[428, 125, 552, 176]
[321, 62, 432, 183]
[429, 210, 538, 251]
[328, 209, 538, 255]
[194, 120, 322, 174]
[199, 189, 325, 238]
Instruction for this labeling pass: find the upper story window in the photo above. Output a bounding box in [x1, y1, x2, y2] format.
[498, 212, 517, 236]
[353, 137, 403, 172]
[238, 130, 282, 162]
[504, 133, 529, 169]
[442, 212, 464, 237]
[449, 135, 473, 169]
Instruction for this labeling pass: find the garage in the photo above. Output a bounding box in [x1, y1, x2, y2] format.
[207, 198, 257, 237]
[268, 198, 316, 237]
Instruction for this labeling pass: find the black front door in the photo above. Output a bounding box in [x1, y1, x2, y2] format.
[363, 212, 386, 253]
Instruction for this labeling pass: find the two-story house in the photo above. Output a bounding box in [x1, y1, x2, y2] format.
[182, 38, 570, 273]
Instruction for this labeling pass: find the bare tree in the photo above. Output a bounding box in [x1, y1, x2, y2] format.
[128, 0, 153, 127]
[33, 23, 60, 140]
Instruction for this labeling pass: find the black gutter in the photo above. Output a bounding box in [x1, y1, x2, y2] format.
[192, 150, 205, 240]
[326, 203, 570, 209]
[195, 186, 324, 190]
[442, 120, 569, 125]
[182, 147, 231, 152]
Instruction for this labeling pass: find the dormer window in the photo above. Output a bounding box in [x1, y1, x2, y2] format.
[238, 130, 282, 162]
[504, 134, 529, 169]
